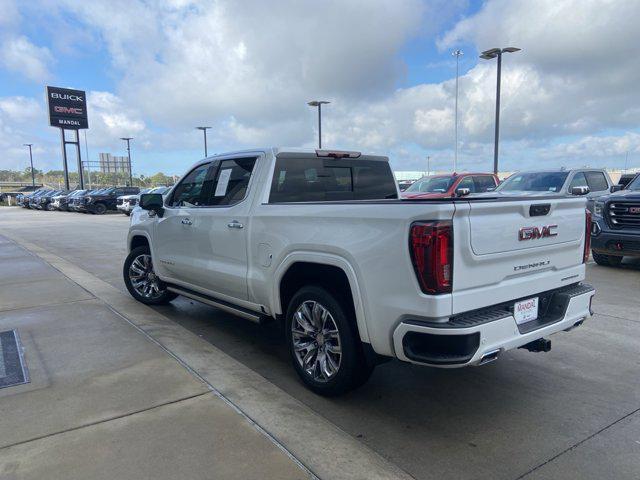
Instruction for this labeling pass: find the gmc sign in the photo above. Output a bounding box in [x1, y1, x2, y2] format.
[518, 224, 558, 241]
[46, 86, 88, 129]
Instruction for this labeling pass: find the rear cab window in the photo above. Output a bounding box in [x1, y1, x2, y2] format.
[269, 155, 397, 202]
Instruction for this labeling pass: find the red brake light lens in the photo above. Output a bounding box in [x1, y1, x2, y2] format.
[583, 209, 591, 263]
[410, 221, 453, 294]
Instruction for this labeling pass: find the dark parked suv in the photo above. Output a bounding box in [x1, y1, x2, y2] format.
[84, 186, 140, 214]
[590, 174, 640, 266]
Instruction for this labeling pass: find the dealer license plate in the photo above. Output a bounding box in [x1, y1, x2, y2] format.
[514, 297, 539, 325]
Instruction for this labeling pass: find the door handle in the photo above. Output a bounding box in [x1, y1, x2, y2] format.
[181, 218, 193, 225]
[227, 220, 244, 229]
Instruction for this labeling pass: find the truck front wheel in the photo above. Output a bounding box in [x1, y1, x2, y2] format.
[285, 285, 373, 396]
[123, 246, 178, 305]
[592, 251, 623, 267]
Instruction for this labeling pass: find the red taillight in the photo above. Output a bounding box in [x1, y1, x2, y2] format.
[583, 209, 591, 263]
[409, 221, 453, 294]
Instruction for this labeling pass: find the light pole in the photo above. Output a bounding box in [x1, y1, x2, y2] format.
[307, 100, 330, 149]
[23, 143, 35, 187]
[452, 49, 463, 172]
[120, 137, 133, 186]
[427, 155, 431, 175]
[196, 126, 211, 157]
[480, 47, 521, 174]
[624, 151, 629, 172]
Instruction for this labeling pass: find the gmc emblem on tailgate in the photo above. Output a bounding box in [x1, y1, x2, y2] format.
[518, 225, 558, 241]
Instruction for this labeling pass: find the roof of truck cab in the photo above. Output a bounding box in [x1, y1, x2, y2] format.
[201, 147, 389, 162]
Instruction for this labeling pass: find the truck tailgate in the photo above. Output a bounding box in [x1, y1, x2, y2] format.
[451, 197, 587, 314]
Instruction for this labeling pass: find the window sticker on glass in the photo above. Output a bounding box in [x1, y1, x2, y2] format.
[215, 169, 232, 197]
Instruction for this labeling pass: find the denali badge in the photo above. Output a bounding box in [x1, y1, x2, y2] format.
[518, 224, 558, 241]
[514, 260, 551, 271]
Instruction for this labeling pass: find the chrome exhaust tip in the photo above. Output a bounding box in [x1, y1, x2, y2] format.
[479, 349, 501, 365]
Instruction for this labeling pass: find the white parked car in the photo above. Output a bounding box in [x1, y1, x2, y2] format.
[117, 187, 169, 215]
[124, 148, 595, 395]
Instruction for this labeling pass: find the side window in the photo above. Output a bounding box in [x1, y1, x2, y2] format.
[472, 175, 496, 192]
[568, 172, 588, 190]
[205, 157, 257, 206]
[169, 163, 212, 207]
[585, 171, 609, 192]
[457, 176, 476, 193]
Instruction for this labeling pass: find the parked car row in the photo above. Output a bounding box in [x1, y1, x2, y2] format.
[402, 168, 614, 199]
[16, 185, 175, 216]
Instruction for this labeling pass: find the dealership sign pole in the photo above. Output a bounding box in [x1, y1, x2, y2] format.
[46, 86, 89, 190]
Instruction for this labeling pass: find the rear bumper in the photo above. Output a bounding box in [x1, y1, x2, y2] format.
[392, 283, 595, 367]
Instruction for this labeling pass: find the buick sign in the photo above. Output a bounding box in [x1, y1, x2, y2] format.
[46, 86, 88, 129]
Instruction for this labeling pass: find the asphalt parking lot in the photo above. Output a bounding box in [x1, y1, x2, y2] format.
[1, 208, 639, 480]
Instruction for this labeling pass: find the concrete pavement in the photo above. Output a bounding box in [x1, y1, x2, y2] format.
[0, 235, 309, 480]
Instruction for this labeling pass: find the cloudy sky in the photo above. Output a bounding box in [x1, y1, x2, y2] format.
[1, 0, 638, 175]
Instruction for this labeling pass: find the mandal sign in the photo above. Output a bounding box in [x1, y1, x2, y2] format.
[46, 86, 88, 129]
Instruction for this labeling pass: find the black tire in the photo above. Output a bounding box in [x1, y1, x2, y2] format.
[592, 251, 623, 267]
[285, 285, 374, 396]
[93, 203, 107, 215]
[123, 246, 178, 305]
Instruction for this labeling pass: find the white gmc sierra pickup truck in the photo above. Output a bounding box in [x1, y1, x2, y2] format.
[124, 148, 595, 395]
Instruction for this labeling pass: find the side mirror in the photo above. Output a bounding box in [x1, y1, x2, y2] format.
[610, 185, 622, 193]
[455, 187, 471, 197]
[571, 186, 589, 196]
[140, 193, 164, 217]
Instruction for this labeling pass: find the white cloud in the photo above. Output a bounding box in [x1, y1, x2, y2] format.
[544, 133, 640, 160]
[0, 35, 54, 81]
[0, 96, 50, 171]
[58, 0, 425, 135]
[2, 0, 640, 175]
[86, 91, 146, 144]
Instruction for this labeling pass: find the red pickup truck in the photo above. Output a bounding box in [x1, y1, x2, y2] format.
[402, 172, 499, 198]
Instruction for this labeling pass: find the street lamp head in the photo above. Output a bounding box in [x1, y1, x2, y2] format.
[120, 137, 133, 141]
[480, 47, 521, 59]
[23, 143, 33, 147]
[452, 49, 464, 57]
[480, 48, 501, 59]
[307, 100, 330, 107]
[196, 126, 211, 131]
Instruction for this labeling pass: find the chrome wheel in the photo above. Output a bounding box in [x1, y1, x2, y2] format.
[128, 254, 165, 299]
[291, 300, 342, 382]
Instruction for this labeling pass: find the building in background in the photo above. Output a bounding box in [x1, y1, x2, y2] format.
[98, 153, 130, 174]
